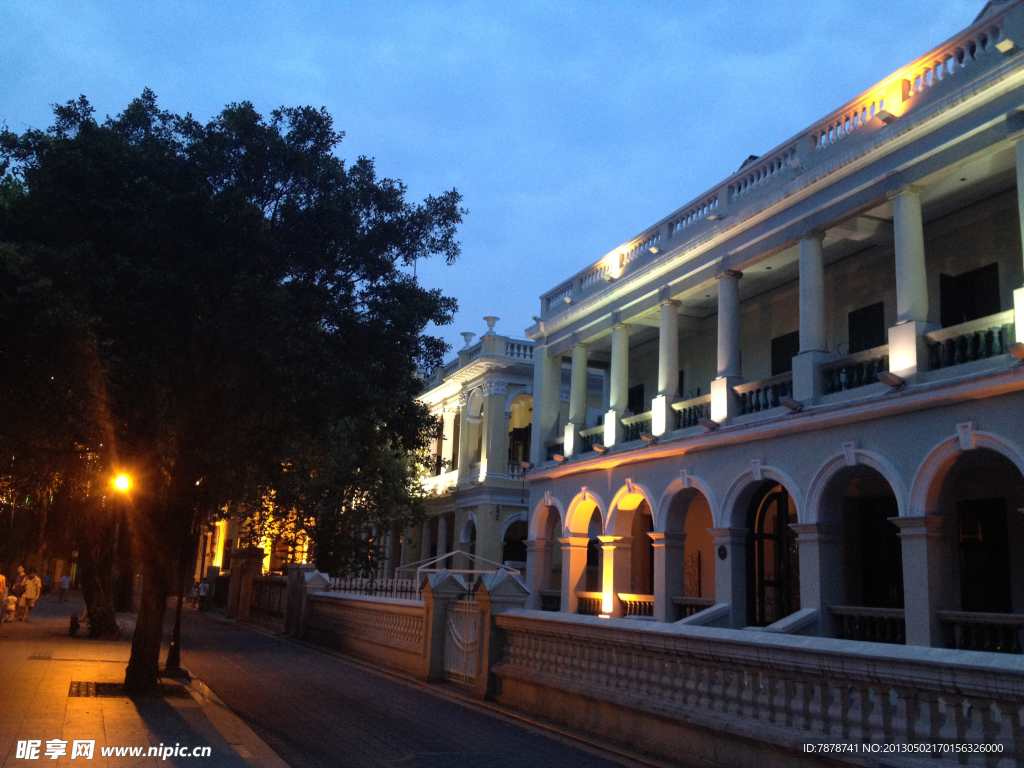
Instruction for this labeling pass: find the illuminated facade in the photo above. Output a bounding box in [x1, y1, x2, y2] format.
[523, 0, 1024, 652]
[396, 318, 605, 577]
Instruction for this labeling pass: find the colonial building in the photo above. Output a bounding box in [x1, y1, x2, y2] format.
[524, 0, 1024, 655]
[399, 317, 606, 576]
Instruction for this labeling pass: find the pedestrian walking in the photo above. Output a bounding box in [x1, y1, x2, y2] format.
[198, 580, 210, 611]
[11, 566, 26, 618]
[19, 570, 42, 621]
[59, 573, 70, 602]
[0, 571, 7, 623]
[191, 583, 200, 609]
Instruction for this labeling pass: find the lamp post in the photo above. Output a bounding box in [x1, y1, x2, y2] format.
[164, 511, 200, 678]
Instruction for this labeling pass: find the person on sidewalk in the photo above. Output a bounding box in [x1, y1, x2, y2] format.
[11, 566, 26, 617]
[198, 580, 209, 611]
[191, 583, 200, 609]
[59, 573, 70, 602]
[19, 571, 42, 621]
[42, 573, 52, 599]
[0, 571, 7, 623]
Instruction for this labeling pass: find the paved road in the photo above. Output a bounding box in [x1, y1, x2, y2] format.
[178, 610, 633, 768]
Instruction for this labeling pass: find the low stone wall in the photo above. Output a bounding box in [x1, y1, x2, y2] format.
[493, 610, 1024, 768]
[305, 593, 426, 676]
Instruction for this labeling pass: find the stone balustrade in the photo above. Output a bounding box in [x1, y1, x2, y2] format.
[539, 590, 561, 612]
[829, 606, 906, 646]
[574, 591, 602, 616]
[673, 394, 711, 430]
[925, 310, 1015, 371]
[621, 412, 653, 443]
[937, 610, 1024, 655]
[493, 610, 1024, 765]
[618, 593, 654, 618]
[821, 346, 890, 395]
[735, 374, 792, 415]
[671, 595, 715, 621]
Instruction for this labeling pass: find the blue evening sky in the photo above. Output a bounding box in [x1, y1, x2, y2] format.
[1, 1, 980, 354]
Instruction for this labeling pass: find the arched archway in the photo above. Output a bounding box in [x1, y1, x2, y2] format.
[605, 483, 655, 617]
[502, 518, 528, 567]
[465, 389, 485, 467]
[811, 462, 904, 643]
[527, 502, 564, 610]
[658, 486, 716, 622]
[459, 513, 477, 558]
[563, 491, 604, 615]
[507, 393, 533, 465]
[746, 482, 799, 627]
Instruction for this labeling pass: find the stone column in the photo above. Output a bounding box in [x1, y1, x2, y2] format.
[709, 527, 748, 629]
[790, 523, 841, 638]
[793, 233, 835, 402]
[441, 407, 457, 475]
[892, 516, 951, 647]
[650, 531, 687, 622]
[437, 514, 450, 563]
[604, 323, 630, 446]
[710, 271, 743, 422]
[525, 538, 552, 609]
[531, 345, 563, 465]
[482, 381, 508, 478]
[457, 398, 473, 481]
[559, 536, 590, 614]
[652, 300, 681, 436]
[1016, 140, 1024, 343]
[888, 186, 934, 376]
[420, 519, 433, 564]
[383, 528, 396, 580]
[564, 342, 590, 455]
[598, 535, 631, 618]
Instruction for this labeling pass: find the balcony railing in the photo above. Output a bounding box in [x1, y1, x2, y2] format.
[621, 412, 652, 442]
[735, 373, 792, 415]
[672, 394, 711, 430]
[829, 605, 906, 645]
[617, 593, 654, 618]
[672, 595, 715, 620]
[925, 310, 1015, 371]
[579, 425, 602, 452]
[574, 591, 603, 616]
[544, 437, 564, 461]
[937, 610, 1024, 654]
[822, 345, 889, 394]
[539, 590, 561, 612]
[535, 5, 1019, 325]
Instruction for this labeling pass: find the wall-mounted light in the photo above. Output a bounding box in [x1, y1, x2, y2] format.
[519, 461, 532, 470]
[876, 109, 898, 124]
[639, 432, 658, 444]
[602, 273, 615, 282]
[779, 396, 802, 412]
[1009, 342, 1024, 360]
[707, 214, 726, 221]
[531, 315, 541, 323]
[877, 371, 905, 389]
[563, 296, 573, 304]
[997, 38, 1018, 54]
[592, 444, 608, 453]
[699, 417, 719, 431]
[552, 453, 566, 462]
[648, 246, 660, 255]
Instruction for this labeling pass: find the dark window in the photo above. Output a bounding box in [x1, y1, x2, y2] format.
[770, 331, 800, 376]
[627, 384, 645, 415]
[858, 497, 903, 609]
[508, 425, 531, 463]
[678, 369, 685, 397]
[848, 302, 885, 354]
[746, 484, 800, 626]
[940, 262, 1000, 328]
[957, 498, 1011, 613]
[450, 416, 460, 471]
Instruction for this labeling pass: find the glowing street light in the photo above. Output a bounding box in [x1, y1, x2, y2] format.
[113, 474, 132, 493]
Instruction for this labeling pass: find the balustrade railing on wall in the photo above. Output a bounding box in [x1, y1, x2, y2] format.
[621, 413, 652, 443]
[672, 394, 711, 430]
[329, 576, 422, 602]
[575, 592, 602, 616]
[735, 374, 792, 415]
[505, 340, 535, 359]
[618, 593, 654, 618]
[937, 610, 1024, 654]
[822, 345, 889, 394]
[539, 590, 561, 612]
[579, 426, 602, 452]
[671, 595, 715, 620]
[545, 438, 564, 461]
[829, 605, 906, 645]
[494, 611, 1024, 763]
[925, 311, 1015, 371]
[507, 463, 527, 480]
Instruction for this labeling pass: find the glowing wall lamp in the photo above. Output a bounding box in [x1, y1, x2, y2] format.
[699, 417, 719, 431]
[877, 370, 906, 390]
[779, 396, 803, 412]
[592, 444, 608, 454]
[1009, 342, 1024, 360]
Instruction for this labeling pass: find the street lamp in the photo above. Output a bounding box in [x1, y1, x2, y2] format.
[113, 474, 132, 493]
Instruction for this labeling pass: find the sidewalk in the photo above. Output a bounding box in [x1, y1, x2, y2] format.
[0, 595, 287, 767]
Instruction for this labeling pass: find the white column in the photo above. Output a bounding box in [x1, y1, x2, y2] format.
[598, 535, 631, 618]
[437, 515, 450, 562]
[892, 516, 951, 647]
[1015, 141, 1024, 342]
[790, 523, 841, 638]
[420, 521, 432, 563]
[798, 233, 827, 353]
[559, 536, 590, 614]
[889, 185, 932, 375]
[658, 300, 681, 397]
[482, 381, 508, 478]
[383, 529, 396, 579]
[711, 271, 742, 422]
[716, 271, 742, 377]
[564, 342, 589, 455]
[650, 532, 687, 622]
[531, 344, 563, 465]
[456, 399, 473, 481]
[440, 407, 457, 472]
[710, 527, 747, 629]
[568, 343, 589, 424]
[525, 538, 552, 610]
[605, 323, 630, 446]
[893, 186, 928, 324]
[652, 300, 680, 435]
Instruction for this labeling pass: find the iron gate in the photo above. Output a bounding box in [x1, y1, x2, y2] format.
[444, 600, 480, 685]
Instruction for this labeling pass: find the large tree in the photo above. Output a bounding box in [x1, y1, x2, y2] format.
[0, 91, 462, 693]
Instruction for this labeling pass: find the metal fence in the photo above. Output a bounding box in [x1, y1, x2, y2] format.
[328, 576, 422, 602]
[250, 575, 287, 618]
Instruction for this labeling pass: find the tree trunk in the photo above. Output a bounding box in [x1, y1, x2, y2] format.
[123, 568, 168, 696]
